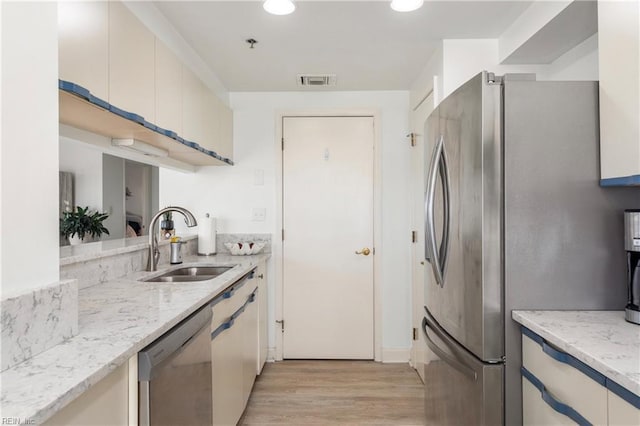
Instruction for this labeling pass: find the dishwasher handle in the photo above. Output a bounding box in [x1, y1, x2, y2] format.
[138, 306, 212, 382]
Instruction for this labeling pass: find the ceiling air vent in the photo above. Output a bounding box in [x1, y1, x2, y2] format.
[297, 74, 337, 87]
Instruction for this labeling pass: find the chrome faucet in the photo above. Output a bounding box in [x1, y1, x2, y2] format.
[147, 206, 198, 271]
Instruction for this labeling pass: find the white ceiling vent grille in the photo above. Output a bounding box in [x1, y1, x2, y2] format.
[297, 74, 337, 87]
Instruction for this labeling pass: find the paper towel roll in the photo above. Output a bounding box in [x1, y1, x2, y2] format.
[198, 213, 217, 255]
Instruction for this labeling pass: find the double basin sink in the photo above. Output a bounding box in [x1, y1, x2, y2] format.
[144, 266, 234, 283]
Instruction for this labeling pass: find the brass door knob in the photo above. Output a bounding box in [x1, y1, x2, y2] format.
[355, 248, 371, 256]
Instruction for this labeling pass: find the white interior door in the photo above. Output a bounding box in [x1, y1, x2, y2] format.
[282, 116, 374, 359]
[410, 93, 434, 382]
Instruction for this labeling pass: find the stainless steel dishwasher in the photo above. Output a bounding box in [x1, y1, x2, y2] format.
[138, 305, 213, 426]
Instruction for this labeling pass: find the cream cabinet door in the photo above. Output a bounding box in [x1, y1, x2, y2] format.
[257, 262, 268, 374]
[598, 0, 640, 181]
[109, 1, 155, 121]
[155, 39, 182, 134]
[211, 322, 243, 426]
[182, 66, 207, 145]
[45, 359, 133, 426]
[201, 91, 221, 153]
[608, 389, 640, 426]
[242, 288, 259, 405]
[217, 101, 234, 160]
[58, 1, 109, 100]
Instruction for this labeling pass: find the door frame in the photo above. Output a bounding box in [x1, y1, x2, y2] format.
[274, 109, 383, 361]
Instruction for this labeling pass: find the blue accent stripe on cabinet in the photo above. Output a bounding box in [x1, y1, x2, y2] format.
[58, 79, 233, 165]
[59, 80, 91, 99]
[211, 319, 234, 340]
[600, 175, 640, 186]
[522, 366, 592, 426]
[521, 327, 606, 386]
[607, 379, 640, 409]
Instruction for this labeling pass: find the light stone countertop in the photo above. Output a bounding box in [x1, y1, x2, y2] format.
[59, 234, 198, 265]
[0, 253, 269, 424]
[512, 310, 640, 396]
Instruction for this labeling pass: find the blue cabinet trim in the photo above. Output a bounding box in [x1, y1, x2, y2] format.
[522, 326, 640, 409]
[522, 366, 592, 426]
[607, 378, 640, 409]
[600, 175, 640, 186]
[58, 79, 234, 166]
[211, 318, 234, 341]
[521, 326, 606, 385]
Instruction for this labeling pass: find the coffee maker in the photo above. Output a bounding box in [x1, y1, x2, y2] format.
[625, 210, 640, 325]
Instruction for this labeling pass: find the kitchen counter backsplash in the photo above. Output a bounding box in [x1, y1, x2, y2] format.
[60, 236, 198, 290]
[60, 234, 271, 290]
[1, 279, 78, 372]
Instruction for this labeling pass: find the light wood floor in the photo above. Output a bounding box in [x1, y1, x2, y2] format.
[239, 360, 425, 426]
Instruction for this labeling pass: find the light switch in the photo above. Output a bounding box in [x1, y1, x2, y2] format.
[252, 208, 266, 222]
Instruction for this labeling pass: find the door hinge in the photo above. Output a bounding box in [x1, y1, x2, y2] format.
[411, 230, 417, 243]
[276, 319, 284, 332]
[412, 327, 418, 341]
[281, 229, 284, 241]
[407, 132, 417, 147]
[486, 72, 503, 85]
[281, 137, 284, 150]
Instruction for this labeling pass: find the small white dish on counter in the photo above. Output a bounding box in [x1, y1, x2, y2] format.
[224, 242, 265, 255]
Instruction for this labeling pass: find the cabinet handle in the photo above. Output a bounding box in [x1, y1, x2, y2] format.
[522, 326, 606, 386]
[211, 318, 234, 341]
[256, 274, 264, 279]
[521, 366, 591, 426]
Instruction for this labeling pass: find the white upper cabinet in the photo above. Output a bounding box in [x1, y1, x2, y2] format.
[155, 39, 183, 135]
[109, 1, 155, 122]
[203, 89, 221, 153]
[217, 98, 234, 160]
[58, 1, 109, 100]
[58, 0, 233, 165]
[182, 66, 208, 145]
[598, 0, 640, 184]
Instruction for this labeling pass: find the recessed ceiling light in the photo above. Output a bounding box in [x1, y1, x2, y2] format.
[263, 0, 295, 15]
[390, 0, 424, 12]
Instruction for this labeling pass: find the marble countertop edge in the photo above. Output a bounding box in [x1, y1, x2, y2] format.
[512, 310, 640, 396]
[1, 253, 270, 424]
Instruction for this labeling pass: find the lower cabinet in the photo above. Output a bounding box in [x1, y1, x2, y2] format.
[45, 357, 136, 426]
[211, 268, 263, 426]
[521, 327, 640, 426]
[256, 260, 268, 374]
[609, 388, 640, 426]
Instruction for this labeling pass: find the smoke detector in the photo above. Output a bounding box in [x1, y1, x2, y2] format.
[297, 74, 337, 87]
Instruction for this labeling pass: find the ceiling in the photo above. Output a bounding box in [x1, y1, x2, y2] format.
[154, 1, 532, 92]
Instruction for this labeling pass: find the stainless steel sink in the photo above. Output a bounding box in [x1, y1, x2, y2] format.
[144, 266, 234, 283]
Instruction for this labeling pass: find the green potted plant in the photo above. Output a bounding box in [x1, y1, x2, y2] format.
[60, 206, 110, 245]
[160, 210, 174, 231]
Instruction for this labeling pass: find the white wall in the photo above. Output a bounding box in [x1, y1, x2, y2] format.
[442, 39, 544, 99]
[537, 33, 598, 81]
[59, 138, 103, 212]
[1, 2, 59, 298]
[435, 37, 598, 101]
[160, 90, 413, 357]
[410, 43, 443, 110]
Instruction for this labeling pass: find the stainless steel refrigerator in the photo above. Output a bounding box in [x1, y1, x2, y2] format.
[422, 71, 639, 425]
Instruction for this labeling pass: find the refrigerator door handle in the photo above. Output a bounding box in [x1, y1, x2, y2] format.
[426, 136, 445, 287]
[424, 135, 440, 264]
[439, 141, 451, 281]
[422, 315, 477, 381]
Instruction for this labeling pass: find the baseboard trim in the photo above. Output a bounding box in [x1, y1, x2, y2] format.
[381, 348, 411, 363]
[267, 347, 277, 362]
